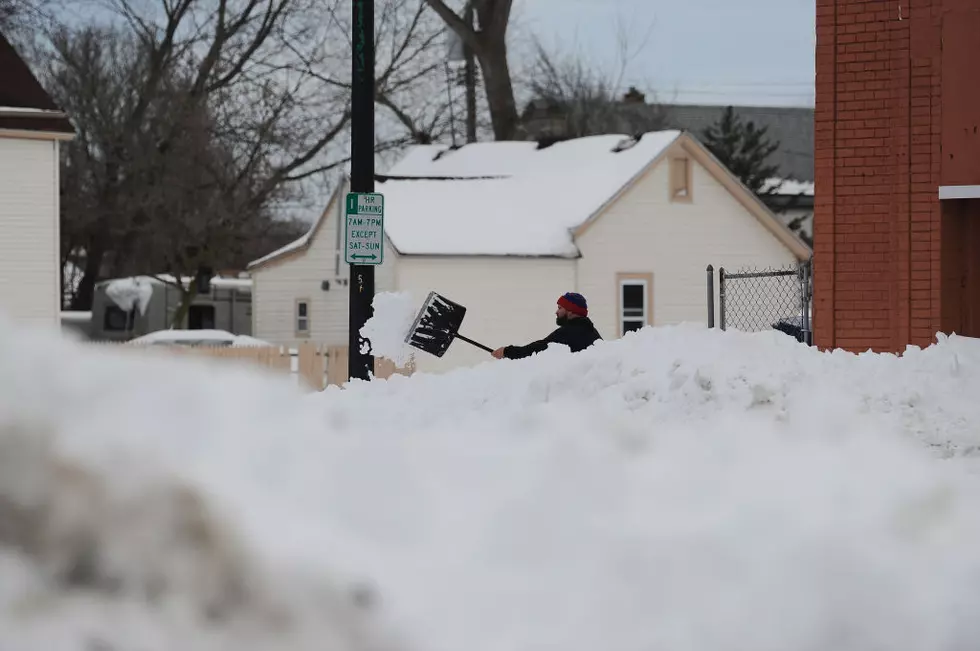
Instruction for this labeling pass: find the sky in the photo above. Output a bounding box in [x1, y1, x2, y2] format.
[55, 0, 817, 109]
[512, 0, 816, 108]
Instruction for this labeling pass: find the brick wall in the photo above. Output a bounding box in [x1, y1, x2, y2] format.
[814, 0, 946, 352]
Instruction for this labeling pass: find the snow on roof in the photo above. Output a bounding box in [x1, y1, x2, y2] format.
[105, 277, 154, 315]
[97, 274, 253, 292]
[125, 329, 273, 347]
[248, 183, 345, 270]
[764, 178, 814, 196]
[379, 131, 681, 256]
[248, 230, 315, 268]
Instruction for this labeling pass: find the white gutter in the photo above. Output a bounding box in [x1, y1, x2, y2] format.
[0, 107, 69, 119]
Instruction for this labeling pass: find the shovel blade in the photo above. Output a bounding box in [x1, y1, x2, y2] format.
[405, 291, 467, 358]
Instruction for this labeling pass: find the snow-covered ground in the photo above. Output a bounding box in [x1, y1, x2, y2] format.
[3, 310, 980, 650]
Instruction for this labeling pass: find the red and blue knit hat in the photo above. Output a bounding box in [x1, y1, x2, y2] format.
[557, 292, 588, 317]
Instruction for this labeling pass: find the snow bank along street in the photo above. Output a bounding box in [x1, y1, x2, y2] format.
[3, 312, 980, 650]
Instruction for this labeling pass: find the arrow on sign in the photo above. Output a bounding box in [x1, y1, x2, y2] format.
[351, 254, 377, 260]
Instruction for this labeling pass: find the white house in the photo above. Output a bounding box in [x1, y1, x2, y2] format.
[0, 31, 74, 328]
[248, 129, 811, 374]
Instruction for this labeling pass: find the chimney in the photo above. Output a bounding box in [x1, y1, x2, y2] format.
[622, 86, 646, 104]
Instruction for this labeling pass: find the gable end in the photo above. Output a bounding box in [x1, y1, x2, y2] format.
[0, 31, 74, 137]
[676, 133, 811, 260]
[572, 132, 811, 261]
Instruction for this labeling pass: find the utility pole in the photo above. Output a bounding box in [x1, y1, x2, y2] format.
[349, 0, 375, 381]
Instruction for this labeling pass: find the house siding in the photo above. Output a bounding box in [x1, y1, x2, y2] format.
[395, 256, 576, 374]
[0, 137, 60, 328]
[576, 147, 799, 339]
[251, 183, 399, 348]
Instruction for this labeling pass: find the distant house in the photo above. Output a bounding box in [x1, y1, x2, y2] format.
[658, 104, 813, 182]
[0, 30, 75, 328]
[247, 130, 810, 374]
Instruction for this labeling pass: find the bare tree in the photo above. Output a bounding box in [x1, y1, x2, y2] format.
[46, 0, 355, 317]
[48, 24, 298, 321]
[0, 0, 52, 32]
[50, 0, 461, 320]
[521, 18, 665, 140]
[289, 0, 468, 150]
[423, 0, 519, 141]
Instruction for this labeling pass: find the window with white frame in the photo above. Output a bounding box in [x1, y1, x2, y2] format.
[620, 278, 648, 335]
[296, 299, 310, 335]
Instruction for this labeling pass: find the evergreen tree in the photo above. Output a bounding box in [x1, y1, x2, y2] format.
[701, 106, 781, 195]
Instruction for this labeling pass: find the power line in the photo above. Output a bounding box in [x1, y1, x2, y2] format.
[656, 81, 815, 88]
[663, 89, 814, 98]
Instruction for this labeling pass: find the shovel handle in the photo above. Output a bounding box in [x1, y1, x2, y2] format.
[456, 333, 494, 354]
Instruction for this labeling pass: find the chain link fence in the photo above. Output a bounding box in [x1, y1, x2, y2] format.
[706, 260, 812, 345]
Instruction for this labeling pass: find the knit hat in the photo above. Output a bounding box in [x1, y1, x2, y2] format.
[557, 292, 588, 317]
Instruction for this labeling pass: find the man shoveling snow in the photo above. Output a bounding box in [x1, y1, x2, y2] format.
[492, 292, 602, 360]
[403, 290, 601, 361]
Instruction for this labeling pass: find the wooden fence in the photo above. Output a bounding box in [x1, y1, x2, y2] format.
[85, 341, 414, 391]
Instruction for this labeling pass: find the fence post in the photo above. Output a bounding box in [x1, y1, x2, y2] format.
[801, 259, 812, 346]
[706, 264, 715, 328]
[718, 267, 726, 331]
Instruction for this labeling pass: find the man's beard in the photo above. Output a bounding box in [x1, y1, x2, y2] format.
[556, 315, 569, 326]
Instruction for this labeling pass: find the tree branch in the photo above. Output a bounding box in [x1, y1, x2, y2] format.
[209, 0, 292, 92]
[423, 0, 481, 53]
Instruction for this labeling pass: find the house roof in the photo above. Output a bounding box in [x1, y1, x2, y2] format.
[659, 104, 813, 182]
[0, 30, 74, 136]
[247, 182, 345, 269]
[378, 131, 682, 257]
[248, 129, 811, 270]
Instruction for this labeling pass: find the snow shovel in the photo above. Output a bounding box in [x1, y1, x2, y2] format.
[404, 291, 494, 358]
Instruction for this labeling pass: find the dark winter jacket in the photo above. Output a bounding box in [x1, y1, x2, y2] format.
[503, 317, 602, 360]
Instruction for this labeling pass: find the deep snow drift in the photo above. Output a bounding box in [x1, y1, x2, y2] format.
[4, 314, 980, 650]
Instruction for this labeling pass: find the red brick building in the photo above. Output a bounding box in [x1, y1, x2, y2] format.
[814, 0, 980, 352]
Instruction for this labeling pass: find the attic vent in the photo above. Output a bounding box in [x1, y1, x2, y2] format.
[611, 133, 643, 152]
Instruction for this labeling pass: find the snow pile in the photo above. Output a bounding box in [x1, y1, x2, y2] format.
[5, 314, 980, 649]
[359, 291, 420, 366]
[0, 323, 395, 651]
[104, 277, 155, 315]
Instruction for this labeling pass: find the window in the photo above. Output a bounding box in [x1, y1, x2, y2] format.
[617, 273, 652, 336]
[670, 156, 691, 202]
[103, 306, 133, 332]
[295, 299, 310, 336]
[188, 305, 215, 330]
